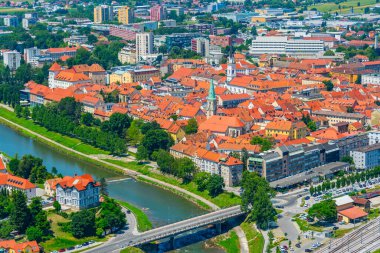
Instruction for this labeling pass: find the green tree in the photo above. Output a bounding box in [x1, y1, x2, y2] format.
[53, 201, 61, 213]
[323, 80, 334, 91]
[71, 210, 96, 238]
[184, 118, 198, 135]
[207, 174, 225, 197]
[14, 104, 22, 117]
[307, 120, 317, 132]
[324, 50, 335, 56]
[141, 129, 174, 158]
[22, 107, 30, 119]
[10, 191, 30, 233]
[347, 107, 354, 113]
[176, 157, 196, 182]
[81, 112, 94, 126]
[250, 136, 274, 151]
[99, 178, 108, 196]
[308, 199, 337, 223]
[26, 226, 43, 242]
[136, 145, 149, 163]
[194, 172, 210, 192]
[126, 120, 143, 146]
[96, 197, 126, 234]
[341, 156, 354, 165]
[251, 186, 277, 229]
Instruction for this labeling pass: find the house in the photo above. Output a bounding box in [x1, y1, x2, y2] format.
[335, 195, 368, 223]
[352, 197, 371, 213]
[0, 240, 39, 253]
[55, 174, 100, 210]
[265, 120, 307, 140]
[199, 115, 245, 137]
[0, 174, 36, 199]
[44, 178, 62, 197]
[0, 155, 6, 173]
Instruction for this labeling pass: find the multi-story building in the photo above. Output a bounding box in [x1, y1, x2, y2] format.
[118, 47, 137, 64]
[136, 32, 154, 62]
[110, 26, 137, 41]
[55, 174, 100, 210]
[109, 65, 160, 83]
[166, 6, 184, 16]
[150, 5, 166, 21]
[265, 120, 308, 140]
[24, 47, 41, 64]
[209, 35, 232, 47]
[46, 47, 79, 61]
[63, 35, 88, 46]
[187, 24, 216, 35]
[0, 173, 36, 199]
[368, 131, 380, 145]
[166, 33, 198, 50]
[3, 50, 21, 70]
[362, 73, 380, 85]
[94, 5, 114, 24]
[312, 110, 366, 126]
[250, 36, 324, 58]
[118, 6, 133, 24]
[191, 37, 210, 57]
[351, 143, 380, 170]
[3, 15, 18, 27]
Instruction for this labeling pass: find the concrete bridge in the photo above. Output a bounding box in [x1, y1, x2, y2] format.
[87, 205, 246, 253]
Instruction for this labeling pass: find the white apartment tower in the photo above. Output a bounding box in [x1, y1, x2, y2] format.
[3, 51, 21, 70]
[136, 32, 154, 62]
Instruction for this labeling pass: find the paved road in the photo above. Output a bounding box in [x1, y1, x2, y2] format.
[316, 217, 380, 253]
[85, 206, 244, 253]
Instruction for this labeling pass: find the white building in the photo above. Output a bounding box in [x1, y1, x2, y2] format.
[3, 50, 21, 70]
[351, 144, 380, 170]
[250, 36, 324, 58]
[136, 32, 154, 62]
[24, 47, 41, 64]
[118, 47, 137, 64]
[368, 131, 380, 145]
[55, 174, 100, 210]
[362, 74, 380, 85]
[3, 16, 18, 27]
[0, 174, 36, 199]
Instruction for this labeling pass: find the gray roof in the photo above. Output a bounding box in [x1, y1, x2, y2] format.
[313, 110, 365, 119]
[270, 162, 349, 188]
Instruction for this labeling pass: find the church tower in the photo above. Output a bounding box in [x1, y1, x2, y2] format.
[206, 79, 217, 118]
[226, 48, 236, 83]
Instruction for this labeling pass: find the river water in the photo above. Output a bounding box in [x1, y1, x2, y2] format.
[0, 123, 224, 253]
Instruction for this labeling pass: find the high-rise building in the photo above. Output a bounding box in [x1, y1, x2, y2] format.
[136, 32, 154, 62]
[94, 5, 113, 24]
[3, 16, 18, 27]
[118, 6, 133, 25]
[150, 5, 166, 21]
[3, 51, 21, 70]
[191, 38, 210, 57]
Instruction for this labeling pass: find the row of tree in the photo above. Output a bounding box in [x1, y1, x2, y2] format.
[310, 166, 380, 195]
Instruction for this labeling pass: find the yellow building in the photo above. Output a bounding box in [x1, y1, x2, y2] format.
[118, 6, 133, 24]
[265, 120, 307, 140]
[94, 5, 113, 24]
[109, 66, 160, 84]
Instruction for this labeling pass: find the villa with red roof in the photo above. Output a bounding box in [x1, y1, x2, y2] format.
[0, 240, 39, 253]
[55, 174, 100, 210]
[0, 173, 36, 199]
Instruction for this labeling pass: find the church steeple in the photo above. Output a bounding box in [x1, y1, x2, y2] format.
[206, 79, 217, 118]
[226, 47, 236, 83]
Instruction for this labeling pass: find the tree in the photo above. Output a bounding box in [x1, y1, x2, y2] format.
[176, 157, 196, 182]
[207, 175, 224, 197]
[184, 118, 198, 135]
[308, 199, 337, 223]
[250, 136, 274, 151]
[102, 113, 132, 138]
[26, 226, 43, 242]
[81, 112, 94, 126]
[53, 201, 61, 213]
[99, 178, 108, 196]
[22, 107, 30, 119]
[251, 26, 257, 36]
[251, 186, 277, 229]
[153, 149, 175, 174]
[126, 120, 143, 146]
[140, 129, 174, 158]
[136, 145, 149, 163]
[323, 80, 334, 91]
[307, 120, 317, 132]
[10, 191, 30, 233]
[324, 50, 335, 56]
[71, 210, 96, 238]
[14, 104, 22, 117]
[88, 34, 98, 44]
[341, 156, 354, 165]
[96, 197, 126, 234]
[241, 148, 249, 170]
[347, 107, 354, 113]
[194, 172, 210, 192]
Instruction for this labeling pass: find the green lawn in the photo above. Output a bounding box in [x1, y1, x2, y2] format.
[103, 159, 242, 209]
[369, 208, 380, 220]
[294, 216, 324, 232]
[0, 107, 108, 155]
[240, 222, 265, 253]
[216, 231, 240, 253]
[309, 0, 376, 13]
[41, 213, 105, 252]
[116, 200, 152, 232]
[120, 248, 144, 253]
[334, 227, 353, 238]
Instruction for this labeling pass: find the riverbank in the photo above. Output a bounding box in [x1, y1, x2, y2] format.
[0, 105, 224, 211]
[116, 200, 152, 232]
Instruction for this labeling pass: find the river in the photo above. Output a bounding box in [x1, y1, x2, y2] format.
[0, 123, 224, 253]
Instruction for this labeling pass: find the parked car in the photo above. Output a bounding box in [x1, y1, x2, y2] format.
[305, 249, 312, 252]
[67, 247, 75, 251]
[58, 249, 66, 253]
[333, 226, 339, 230]
[82, 242, 90, 246]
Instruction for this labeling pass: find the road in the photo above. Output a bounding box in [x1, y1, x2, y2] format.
[316, 217, 380, 253]
[84, 206, 245, 253]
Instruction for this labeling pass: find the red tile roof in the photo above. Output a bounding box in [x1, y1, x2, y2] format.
[0, 174, 36, 190]
[0, 240, 39, 253]
[56, 174, 100, 191]
[338, 206, 368, 220]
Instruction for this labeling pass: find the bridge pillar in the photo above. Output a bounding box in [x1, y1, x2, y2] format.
[169, 236, 175, 250]
[216, 223, 222, 234]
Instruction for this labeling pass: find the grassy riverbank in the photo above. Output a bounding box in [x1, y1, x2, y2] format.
[104, 159, 241, 209]
[116, 200, 152, 232]
[241, 222, 265, 253]
[215, 231, 240, 253]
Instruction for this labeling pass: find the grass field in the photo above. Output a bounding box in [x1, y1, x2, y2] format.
[216, 231, 240, 253]
[103, 159, 241, 209]
[0, 107, 109, 155]
[294, 216, 324, 232]
[240, 222, 265, 253]
[0, 8, 32, 13]
[41, 213, 105, 252]
[120, 248, 144, 253]
[116, 200, 153, 232]
[309, 0, 377, 13]
[334, 227, 353, 238]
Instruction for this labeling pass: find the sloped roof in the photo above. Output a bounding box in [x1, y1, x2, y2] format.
[0, 174, 36, 190]
[56, 174, 100, 191]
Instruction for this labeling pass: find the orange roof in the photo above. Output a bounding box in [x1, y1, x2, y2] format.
[199, 116, 245, 134]
[338, 206, 368, 220]
[45, 178, 62, 190]
[56, 174, 100, 191]
[0, 157, 5, 171]
[55, 70, 91, 82]
[0, 240, 39, 252]
[0, 174, 36, 190]
[49, 62, 62, 71]
[47, 46, 80, 53]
